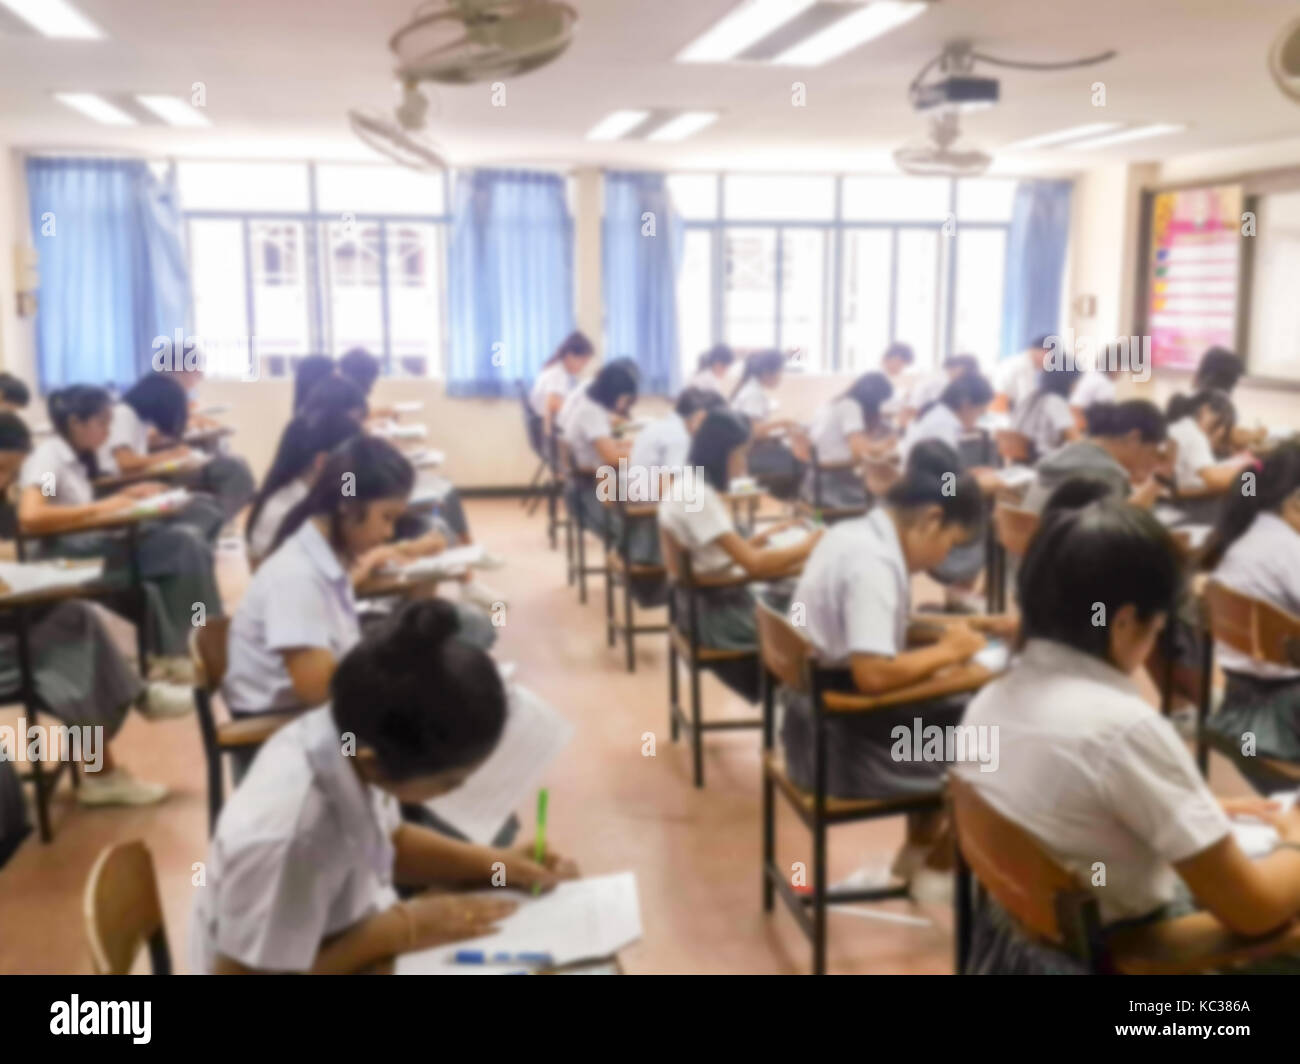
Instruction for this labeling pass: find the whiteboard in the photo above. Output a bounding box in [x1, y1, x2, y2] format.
[1247, 190, 1300, 381]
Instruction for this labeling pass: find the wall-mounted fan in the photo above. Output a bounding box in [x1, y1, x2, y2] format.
[1269, 16, 1300, 103]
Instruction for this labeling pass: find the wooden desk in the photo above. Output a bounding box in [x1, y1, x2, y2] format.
[180, 425, 235, 452]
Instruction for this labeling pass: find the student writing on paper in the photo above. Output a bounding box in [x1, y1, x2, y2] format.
[99, 373, 255, 521]
[562, 360, 638, 541]
[17, 387, 223, 668]
[991, 334, 1051, 413]
[193, 600, 577, 975]
[658, 411, 822, 701]
[689, 343, 736, 397]
[1165, 391, 1255, 512]
[1009, 364, 1082, 462]
[1194, 346, 1268, 453]
[0, 412, 193, 806]
[628, 387, 724, 476]
[730, 350, 803, 498]
[531, 331, 596, 438]
[801, 371, 895, 511]
[956, 500, 1300, 973]
[1201, 442, 1300, 790]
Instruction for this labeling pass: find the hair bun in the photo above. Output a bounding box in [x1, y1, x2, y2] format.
[392, 598, 461, 651]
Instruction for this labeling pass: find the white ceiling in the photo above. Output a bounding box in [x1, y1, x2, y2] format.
[0, 0, 1298, 173]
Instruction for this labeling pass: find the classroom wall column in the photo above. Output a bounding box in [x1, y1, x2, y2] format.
[573, 167, 603, 358]
[0, 148, 36, 381]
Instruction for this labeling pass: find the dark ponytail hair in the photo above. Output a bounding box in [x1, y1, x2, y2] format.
[1194, 346, 1244, 394]
[292, 355, 336, 413]
[585, 362, 638, 412]
[123, 373, 189, 439]
[1017, 500, 1181, 661]
[1083, 400, 1167, 443]
[338, 348, 381, 397]
[1166, 389, 1236, 438]
[0, 411, 32, 455]
[697, 344, 734, 373]
[919, 372, 993, 419]
[730, 349, 785, 400]
[840, 371, 893, 433]
[272, 435, 415, 554]
[47, 385, 112, 479]
[543, 330, 595, 369]
[885, 439, 983, 531]
[300, 373, 368, 422]
[687, 409, 751, 492]
[246, 411, 363, 551]
[1202, 440, 1300, 570]
[331, 599, 507, 782]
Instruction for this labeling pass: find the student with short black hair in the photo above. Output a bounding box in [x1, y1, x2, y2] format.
[1022, 400, 1168, 513]
[1010, 364, 1083, 460]
[689, 344, 736, 395]
[0, 373, 30, 413]
[193, 598, 578, 975]
[18, 385, 223, 668]
[802, 371, 894, 510]
[957, 499, 1300, 973]
[628, 386, 724, 477]
[658, 410, 822, 701]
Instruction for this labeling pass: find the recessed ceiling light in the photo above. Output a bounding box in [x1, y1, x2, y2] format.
[585, 110, 651, 141]
[647, 111, 719, 142]
[678, 0, 818, 63]
[1001, 122, 1123, 151]
[0, 0, 101, 39]
[1068, 123, 1185, 151]
[136, 95, 211, 127]
[771, 1, 927, 66]
[53, 93, 136, 126]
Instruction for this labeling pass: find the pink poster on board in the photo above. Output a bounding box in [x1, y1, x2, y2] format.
[1147, 184, 1242, 370]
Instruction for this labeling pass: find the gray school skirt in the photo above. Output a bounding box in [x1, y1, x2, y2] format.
[1205, 671, 1300, 793]
[180, 455, 256, 523]
[673, 581, 794, 703]
[779, 685, 971, 800]
[800, 465, 869, 512]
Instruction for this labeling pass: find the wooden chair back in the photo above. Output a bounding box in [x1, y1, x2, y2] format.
[84, 840, 171, 975]
[755, 598, 812, 693]
[993, 503, 1040, 559]
[1204, 580, 1300, 668]
[950, 774, 1096, 954]
[994, 429, 1033, 465]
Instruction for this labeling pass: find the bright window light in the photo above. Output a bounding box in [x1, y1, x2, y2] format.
[772, 1, 926, 66]
[677, 0, 817, 63]
[585, 110, 651, 141]
[647, 112, 719, 142]
[1001, 122, 1122, 151]
[53, 93, 135, 126]
[135, 94, 211, 127]
[0, 0, 101, 39]
[1068, 123, 1185, 151]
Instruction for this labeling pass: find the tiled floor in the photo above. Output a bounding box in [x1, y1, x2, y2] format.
[0, 499, 1252, 974]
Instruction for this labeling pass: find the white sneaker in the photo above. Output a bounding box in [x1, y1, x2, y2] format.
[474, 550, 507, 571]
[137, 681, 194, 721]
[78, 769, 168, 807]
[908, 865, 955, 905]
[461, 581, 505, 612]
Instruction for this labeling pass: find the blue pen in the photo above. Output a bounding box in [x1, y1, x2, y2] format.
[453, 950, 554, 966]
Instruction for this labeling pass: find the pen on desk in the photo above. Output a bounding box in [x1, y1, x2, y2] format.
[453, 950, 553, 966]
[532, 787, 549, 896]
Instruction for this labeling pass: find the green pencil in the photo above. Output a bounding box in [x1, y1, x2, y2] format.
[532, 788, 549, 896]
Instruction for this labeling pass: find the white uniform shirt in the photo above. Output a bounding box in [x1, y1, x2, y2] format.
[189, 706, 401, 973]
[629, 413, 690, 473]
[1168, 417, 1217, 491]
[788, 507, 909, 665]
[246, 480, 310, 566]
[731, 377, 773, 422]
[562, 391, 614, 471]
[20, 435, 94, 506]
[658, 480, 735, 575]
[1213, 512, 1300, 679]
[96, 403, 150, 477]
[993, 356, 1039, 410]
[689, 369, 730, 396]
[956, 639, 1230, 924]
[529, 363, 576, 419]
[808, 397, 866, 466]
[900, 401, 964, 464]
[1071, 372, 1116, 410]
[1011, 392, 1075, 457]
[223, 520, 361, 715]
[907, 373, 948, 415]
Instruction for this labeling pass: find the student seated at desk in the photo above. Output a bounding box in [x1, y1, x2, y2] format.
[801, 371, 895, 510]
[628, 386, 724, 475]
[1069, 353, 1119, 414]
[1022, 400, 1167, 513]
[992, 335, 1051, 413]
[299, 372, 369, 425]
[0, 412, 192, 806]
[1201, 442, 1300, 790]
[291, 355, 337, 415]
[562, 361, 638, 539]
[689, 343, 736, 396]
[18, 386, 223, 670]
[658, 410, 822, 701]
[1165, 390, 1255, 502]
[956, 499, 1300, 973]
[99, 373, 255, 523]
[1194, 346, 1267, 453]
[779, 441, 991, 891]
[905, 354, 978, 425]
[730, 350, 802, 498]
[878, 342, 916, 425]
[193, 598, 576, 975]
[1010, 364, 1082, 461]
[530, 331, 595, 438]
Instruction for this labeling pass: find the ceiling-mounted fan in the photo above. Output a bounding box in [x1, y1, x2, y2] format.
[347, 0, 579, 171]
[1269, 15, 1300, 103]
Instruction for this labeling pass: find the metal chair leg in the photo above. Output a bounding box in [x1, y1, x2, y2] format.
[690, 657, 704, 788]
[624, 579, 636, 673]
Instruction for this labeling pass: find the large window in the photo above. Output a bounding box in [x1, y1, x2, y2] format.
[179, 161, 447, 379]
[668, 173, 1016, 378]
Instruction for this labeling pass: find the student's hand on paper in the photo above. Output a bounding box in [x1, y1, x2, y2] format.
[1220, 796, 1282, 820]
[398, 894, 517, 951]
[122, 481, 167, 500]
[1252, 803, 1300, 845]
[514, 843, 580, 893]
[940, 621, 985, 663]
[354, 544, 405, 581]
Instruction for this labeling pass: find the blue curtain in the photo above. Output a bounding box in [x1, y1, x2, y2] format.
[447, 168, 574, 398]
[1000, 179, 1072, 358]
[603, 171, 681, 396]
[27, 157, 190, 391]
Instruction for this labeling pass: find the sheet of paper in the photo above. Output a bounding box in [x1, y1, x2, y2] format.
[1177, 523, 1214, 550]
[404, 448, 445, 469]
[1153, 504, 1187, 527]
[424, 682, 573, 844]
[728, 476, 759, 496]
[375, 421, 427, 440]
[129, 488, 191, 517]
[1230, 790, 1299, 859]
[392, 401, 424, 413]
[0, 559, 105, 597]
[395, 872, 642, 973]
[400, 543, 485, 577]
[194, 404, 230, 417]
[409, 475, 455, 507]
[973, 639, 1011, 673]
[765, 526, 811, 550]
[996, 465, 1036, 491]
